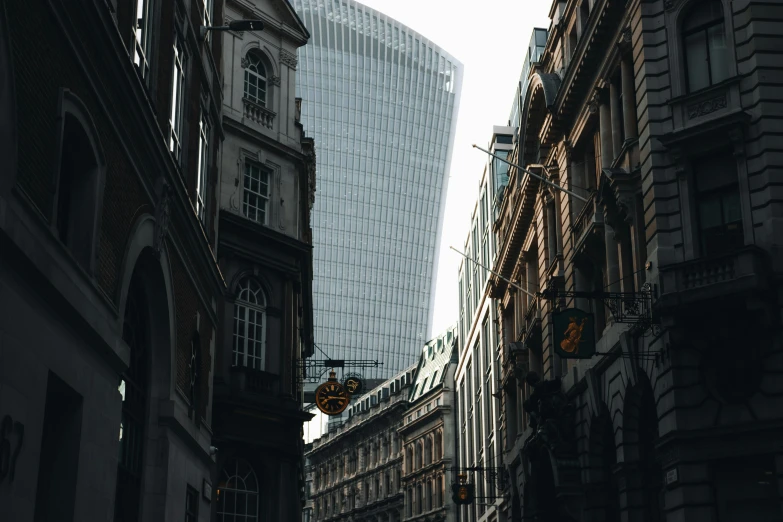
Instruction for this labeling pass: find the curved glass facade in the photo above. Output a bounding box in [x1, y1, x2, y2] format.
[292, 0, 462, 379]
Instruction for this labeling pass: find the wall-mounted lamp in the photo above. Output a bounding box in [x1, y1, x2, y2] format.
[200, 19, 264, 41]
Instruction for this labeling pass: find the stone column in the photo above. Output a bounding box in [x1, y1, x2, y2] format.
[526, 257, 536, 309]
[598, 90, 613, 170]
[610, 81, 623, 159]
[604, 220, 621, 294]
[621, 57, 638, 141]
[570, 151, 588, 215]
[547, 198, 558, 264]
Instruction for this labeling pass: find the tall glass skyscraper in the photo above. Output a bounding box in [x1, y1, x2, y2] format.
[291, 0, 462, 379]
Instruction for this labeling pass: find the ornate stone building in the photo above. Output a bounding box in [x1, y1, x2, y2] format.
[0, 0, 225, 520]
[400, 327, 458, 522]
[211, 0, 316, 519]
[306, 367, 415, 522]
[492, 1, 783, 521]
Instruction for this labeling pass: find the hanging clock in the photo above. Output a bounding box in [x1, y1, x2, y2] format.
[315, 371, 350, 415]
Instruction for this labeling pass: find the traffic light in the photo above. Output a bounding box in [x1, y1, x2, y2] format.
[451, 483, 475, 505]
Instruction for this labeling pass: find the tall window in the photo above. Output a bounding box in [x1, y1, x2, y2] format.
[196, 112, 210, 223]
[232, 278, 266, 370]
[201, 0, 213, 42]
[169, 32, 186, 163]
[244, 52, 267, 106]
[185, 486, 199, 522]
[683, 0, 729, 92]
[115, 277, 149, 522]
[242, 162, 270, 224]
[217, 459, 259, 522]
[133, 0, 153, 82]
[694, 153, 743, 256]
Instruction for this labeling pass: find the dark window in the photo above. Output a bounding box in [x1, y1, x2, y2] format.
[694, 154, 743, 256]
[244, 52, 268, 106]
[683, 0, 730, 92]
[115, 275, 150, 522]
[57, 113, 100, 270]
[569, 27, 578, 58]
[185, 486, 199, 522]
[34, 372, 83, 522]
[217, 459, 259, 522]
[580, 0, 590, 31]
[495, 134, 513, 144]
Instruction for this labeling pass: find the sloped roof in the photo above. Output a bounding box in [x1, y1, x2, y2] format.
[409, 325, 457, 403]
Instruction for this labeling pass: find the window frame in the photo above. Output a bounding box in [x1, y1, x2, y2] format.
[682, 0, 729, 93]
[52, 88, 106, 274]
[243, 51, 268, 107]
[133, 0, 154, 84]
[185, 485, 199, 522]
[691, 153, 745, 257]
[169, 29, 187, 164]
[196, 108, 211, 224]
[242, 160, 271, 225]
[232, 277, 267, 371]
[217, 458, 260, 522]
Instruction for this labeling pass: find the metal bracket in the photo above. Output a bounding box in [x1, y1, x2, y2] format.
[538, 282, 659, 335]
[296, 359, 382, 384]
[450, 466, 508, 499]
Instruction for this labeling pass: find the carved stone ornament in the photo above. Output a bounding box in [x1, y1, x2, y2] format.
[687, 95, 727, 119]
[620, 28, 632, 46]
[270, 75, 281, 86]
[664, 0, 677, 9]
[240, 57, 248, 69]
[153, 179, 172, 259]
[280, 49, 298, 70]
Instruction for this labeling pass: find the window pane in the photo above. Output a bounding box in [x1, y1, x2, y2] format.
[698, 194, 723, 231]
[708, 24, 730, 84]
[685, 32, 709, 92]
[722, 192, 742, 224]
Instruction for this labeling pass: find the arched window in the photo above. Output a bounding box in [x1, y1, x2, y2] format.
[115, 275, 150, 522]
[232, 277, 266, 370]
[406, 446, 413, 473]
[55, 90, 105, 272]
[426, 480, 433, 510]
[683, 0, 729, 92]
[217, 458, 260, 522]
[415, 442, 423, 469]
[434, 431, 443, 461]
[244, 52, 267, 106]
[424, 436, 432, 465]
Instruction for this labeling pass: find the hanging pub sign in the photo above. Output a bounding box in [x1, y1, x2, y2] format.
[553, 308, 596, 359]
[451, 483, 475, 505]
[343, 374, 364, 395]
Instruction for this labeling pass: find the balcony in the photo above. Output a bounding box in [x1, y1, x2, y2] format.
[657, 247, 771, 311]
[229, 365, 279, 395]
[571, 193, 603, 255]
[243, 97, 276, 129]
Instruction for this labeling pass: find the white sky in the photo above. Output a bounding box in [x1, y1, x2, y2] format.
[356, 0, 553, 337]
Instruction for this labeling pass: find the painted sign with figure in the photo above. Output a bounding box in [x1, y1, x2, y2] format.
[553, 308, 595, 359]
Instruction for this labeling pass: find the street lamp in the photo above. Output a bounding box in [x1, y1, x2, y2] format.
[200, 19, 264, 41]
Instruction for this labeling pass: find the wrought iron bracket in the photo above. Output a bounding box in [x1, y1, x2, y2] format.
[296, 359, 383, 384]
[450, 466, 508, 498]
[538, 283, 659, 335]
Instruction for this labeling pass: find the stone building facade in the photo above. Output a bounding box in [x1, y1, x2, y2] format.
[400, 327, 458, 522]
[306, 367, 415, 522]
[210, 0, 316, 519]
[0, 0, 225, 520]
[492, 1, 783, 521]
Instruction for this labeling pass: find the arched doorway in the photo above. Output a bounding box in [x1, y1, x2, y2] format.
[600, 414, 621, 522]
[115, 269, 150, 522]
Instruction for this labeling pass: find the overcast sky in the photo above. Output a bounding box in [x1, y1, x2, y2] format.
[355, 0, 553, 337]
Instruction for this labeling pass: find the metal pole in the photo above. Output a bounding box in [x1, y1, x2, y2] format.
[449, 246, 537, 299]
[473, 144, 589, 203]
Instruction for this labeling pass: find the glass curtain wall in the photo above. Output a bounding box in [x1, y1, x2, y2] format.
[293, 0, 463, 379]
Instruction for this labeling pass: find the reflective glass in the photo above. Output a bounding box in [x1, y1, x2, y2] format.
[293, 0, 462, 379]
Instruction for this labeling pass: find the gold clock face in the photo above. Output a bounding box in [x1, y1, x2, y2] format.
[315, 381, 350, 415]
